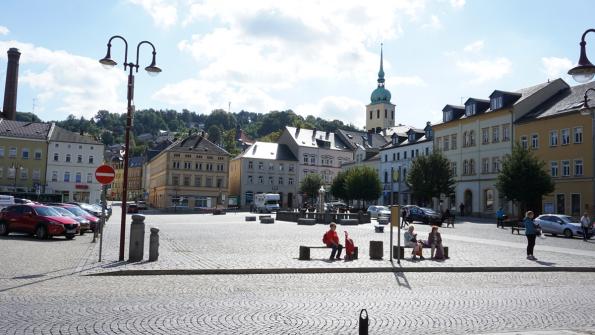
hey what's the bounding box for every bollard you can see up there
[128,214,145,262]
[359,309,369,335]
[149,227,160,261]
[369,240,383,260]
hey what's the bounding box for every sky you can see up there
[0,0,593,129]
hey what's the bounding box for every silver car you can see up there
[367,205,390,219]
[534,214,586,238]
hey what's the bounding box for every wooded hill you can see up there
[15,109,359,156]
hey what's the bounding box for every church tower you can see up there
[366,44,395,132]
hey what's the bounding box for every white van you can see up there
[0,195,15,210]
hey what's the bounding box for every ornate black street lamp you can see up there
[99,36,161,261]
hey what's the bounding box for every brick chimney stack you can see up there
[2,48,21,120]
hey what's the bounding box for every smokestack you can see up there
[2,48,21,120]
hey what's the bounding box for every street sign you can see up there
[95,165,116,185]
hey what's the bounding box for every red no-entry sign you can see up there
[95,165,116,185]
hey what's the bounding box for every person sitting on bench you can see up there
[322,223,343,261]
[427,226,445,260]
[404,225,424,260]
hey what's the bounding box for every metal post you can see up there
[591,112,595,217]
[99,185,107,262]
[119,68,134,261]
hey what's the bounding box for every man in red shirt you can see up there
[322,223,343,261]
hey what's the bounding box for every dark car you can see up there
[136,201,148,210]
[127,203,139,214]
[403,205,442,225]
[47,203,100,232]
[0,204,80,239]
[51,206,91,235]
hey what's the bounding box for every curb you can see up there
[86,266,595,276]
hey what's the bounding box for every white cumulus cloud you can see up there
[422,15,442,30]
[295,96,365,128]
[450,0,465,8]
[541,56,573,79]
[0,26,9,35]
[463,40,484,53]
[456,58,512,83]
[127,0,178,28]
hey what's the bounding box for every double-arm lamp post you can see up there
[568,29,595,217]
[99,36,161,261]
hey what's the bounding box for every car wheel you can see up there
[65,234,75,240]
[563,229,573,238]
[0,221,8,236]
[36,225,47,240]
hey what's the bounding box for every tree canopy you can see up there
[496,144,554,214]
[407,151,455,205]
[330,166,382,204]
[300,174,324,202]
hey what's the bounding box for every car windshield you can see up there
[561,215,580,223]
[80,203,97,212]
[64,206,88,216]
[377,206,389,211]
[34,206,60,216]
[51,207,76,217]
[421,208,437,214]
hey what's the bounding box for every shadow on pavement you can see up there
[534,260,557,267]
[390,260,411,289]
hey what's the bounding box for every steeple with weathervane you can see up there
[366,43,395,132]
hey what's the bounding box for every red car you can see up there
[0,204,80,240]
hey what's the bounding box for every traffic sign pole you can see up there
[94,165,115,260]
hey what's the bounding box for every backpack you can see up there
[322,231,331,245]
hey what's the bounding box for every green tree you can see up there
[345,166,382,204]
[207,125,222,145]
[407,151,455,205]
[497,144,554,215]
[205,109,237,130]
[300,173,324,204]
[16,112,42,122]
[330,170,350,202]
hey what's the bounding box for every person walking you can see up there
[459,203,465,217]
[401,207,409,228]
[496,207,505,228]
[322,223,343,261]
[580,212,591,241]
[523,211,538,260]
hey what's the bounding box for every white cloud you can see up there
[422,15,442,30]
[456,58,512,83]
[450,0,465,8]
[127,0,178,28]
[0,40,126,119]
[295,96,365,127]
[393,75,427,86]
[541,57,573,79]
[463,40,484,53]
[0,26,9,35]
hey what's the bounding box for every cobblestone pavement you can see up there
[1,272,595,334]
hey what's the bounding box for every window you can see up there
[490,96,503,110]
[54,153,59,161]
[443,137,449,151]
[377,110,380,118]
[34,150,41,160]
[451,134,457,149]
[425,147,429,155]
[66,154,71,162]
[369,111,372,120]
[195,175,203,187]
[561,128,570,145]
[549,130,558,146]
[172,175,179,186]
[463,131,468,147]
[258,162,263,170]
[279,177,284,185]
[206,177,213,187]
[392,153,395,161]
[502,124,510,141]
[492,157,500,173]
[492,126,500,143]
[531,134,539,149]
[482,128,489,144]
[248,161,253,169]
[520,136,528,149]
[75,172,82,183]
[463,160,469,175]
[436,138,442,151]
[469,131,475,146]
[9,147,16,158]
[279,163,284,171]
[482,158,490,174]
[30,170,38,181]
[20,168,27,180]
[172,161,180,169]
[22,148,29,160]
[385,109,387,118]
[258,176,264,184]
[404,151,407,159]
[465,104,476,116]
[87,173,93,183]
[7,167,15,179]
[562,160,570,176]
[485,189,494,211]
[288,164,294,172]
[551,161,558,177]
[52,171,58,182]
[184,175,191,186]
[89,156,94,164]
[184,162,191,169]
[216,178,223,188]
[443,110,453,122]
[76,155,81,163]
[451,162,457,176]
[574,127,583,144]
[469,159,476,175]
[310,156,315,164]
[268,163,274,171]
[268,176,274,184]
[64,171,70,182]
[289,178,294,185]
[575,160,584,176]
[0,146,4,157]
[397,152,400,160]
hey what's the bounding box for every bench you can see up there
[339,218,358,226]
[445,216,455,228]
[259,215,271,219]
[212,209,226,215]
[374,225,385,233]
[511,224,525,235]
[297,218,316,225]
[393,245,449,259]
[260,217,275,224]
[245,216,256,221]
[299,246,358,260]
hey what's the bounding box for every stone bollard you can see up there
[369,240,383,260]
[149,227,160,262]
[128,214,145,262]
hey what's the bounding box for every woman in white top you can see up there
[404,225,424,260]
[580,212,591,241]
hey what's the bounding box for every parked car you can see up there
[0,204,80,239]
[403,205,442,225]
[136,201,148,210]
[127,203,139,214]
[48,203,100,232]
[534,214,586,238]
[0,195,15,210]
[50,206,90,235]
[68,202,104,218]
[367,205,391,219]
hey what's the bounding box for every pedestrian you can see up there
[401,207,409,228]
[523,210,539,260]
[496,207,505,228]
[322,223,343,261]
[427,226,445,260]
[441,208,451,224]
[459,203,465,217]
[581,212,591,241]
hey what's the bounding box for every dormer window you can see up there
[425,129,433,140]
[392,137,397,145]
[408,134,415,142]
[490,96,503,110]
[465,104,476,116]
[443,110,453,122]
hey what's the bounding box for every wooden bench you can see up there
[511,224,525,235]
[393,245,449,259]
[245,216,256,221]
[374,225,385,233]
[260,217,275,224]
[299,246,358,260]
[297,218,316,225]
[445,216,455,228]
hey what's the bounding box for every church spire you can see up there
[377,43,385,86]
